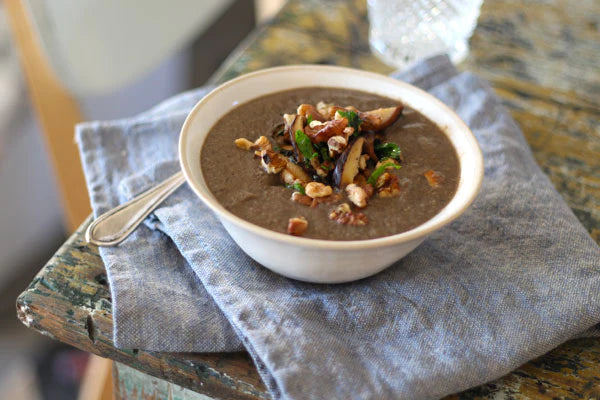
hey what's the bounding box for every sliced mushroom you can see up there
[362,132,378,161]
[360,105,403,131]
[285,114,306,163]
[327,135,347,158]
[332,136,365,188]
[271,122,288,145]
[260,150,287,174]
[283,161,311,184]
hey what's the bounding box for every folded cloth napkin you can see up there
[76,55,600,399]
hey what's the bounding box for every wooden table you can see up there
[17,0,600,398]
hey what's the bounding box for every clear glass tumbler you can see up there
[367,0,483,69]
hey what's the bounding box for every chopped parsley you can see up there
[295,129,318,160]
[314,142,330,162]
[367,161,401,186]
[375,142,402,161]
[307,114,314,125]
[286,182,305,194]
[335,110,363,132]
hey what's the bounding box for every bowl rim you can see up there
[179,64,483,250]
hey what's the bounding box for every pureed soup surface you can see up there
[200,87,459,240]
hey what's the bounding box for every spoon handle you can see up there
[85,171,186,246]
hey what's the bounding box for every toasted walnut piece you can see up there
[261,150,287,174]
[363,183,375,198]
[305,119,348,143]
[305,182,333,198]
[310,192,343,208]
[328,203,368,226]
[287,217,308,236]
[309,158,328,178]
[309,120,325,128]
[375,158,400,171]
[252,136,272,151]
[291,191,313,206]
[327,135,347,158]
[329,203,351,218]
[359,154,370,171]
[235,138,254,150]
[316,101,334,118]
[424,169,445,187]
[345,184,368,208]
[375,172,392,188]
[376,172,401,198]
[281,169,297,185]
[342,126,355,139]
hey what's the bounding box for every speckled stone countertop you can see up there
[17,0,600,398]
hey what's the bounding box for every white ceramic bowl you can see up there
[179,65,483,283]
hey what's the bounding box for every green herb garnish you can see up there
[295,129,318,160]
[367,161,401,186]
[336,110,363,132]
[314,142,330,162]
[375,142,402,161]
[286,182,305,195]
[307,114,314,125]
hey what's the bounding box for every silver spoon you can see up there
[85,171,185,246]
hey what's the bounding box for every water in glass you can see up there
[368,0,483,69]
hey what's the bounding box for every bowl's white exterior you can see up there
[179,65,483,283]
[220,218,425,283]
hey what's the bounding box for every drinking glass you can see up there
[367,0,483,69]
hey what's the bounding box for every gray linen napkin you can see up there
[76,56,600,399]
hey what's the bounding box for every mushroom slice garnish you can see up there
[333,136,365,188]
[359,105,403,131]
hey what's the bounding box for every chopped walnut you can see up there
[305,182,333,198]
[424,169,444,187]
[310,158,328,178]
[252,136,272,151]
[291,191,313,206]
[342,126,355,140]
[316,101,335,119]
[287,217,308,236]
[327,135,347,158]
[353,174,374,198]
[376,172,401,198]
[328,203,368,226]
[309,120,325,129]
[304,119,347,143]
[375,158,400,171]
[234,138,254,150]
[310,192,343,208]
[345,184,368,208]
[261,150,287,174]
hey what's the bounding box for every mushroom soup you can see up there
[200,87,459,240]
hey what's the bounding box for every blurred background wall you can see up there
[0,0,284,398]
